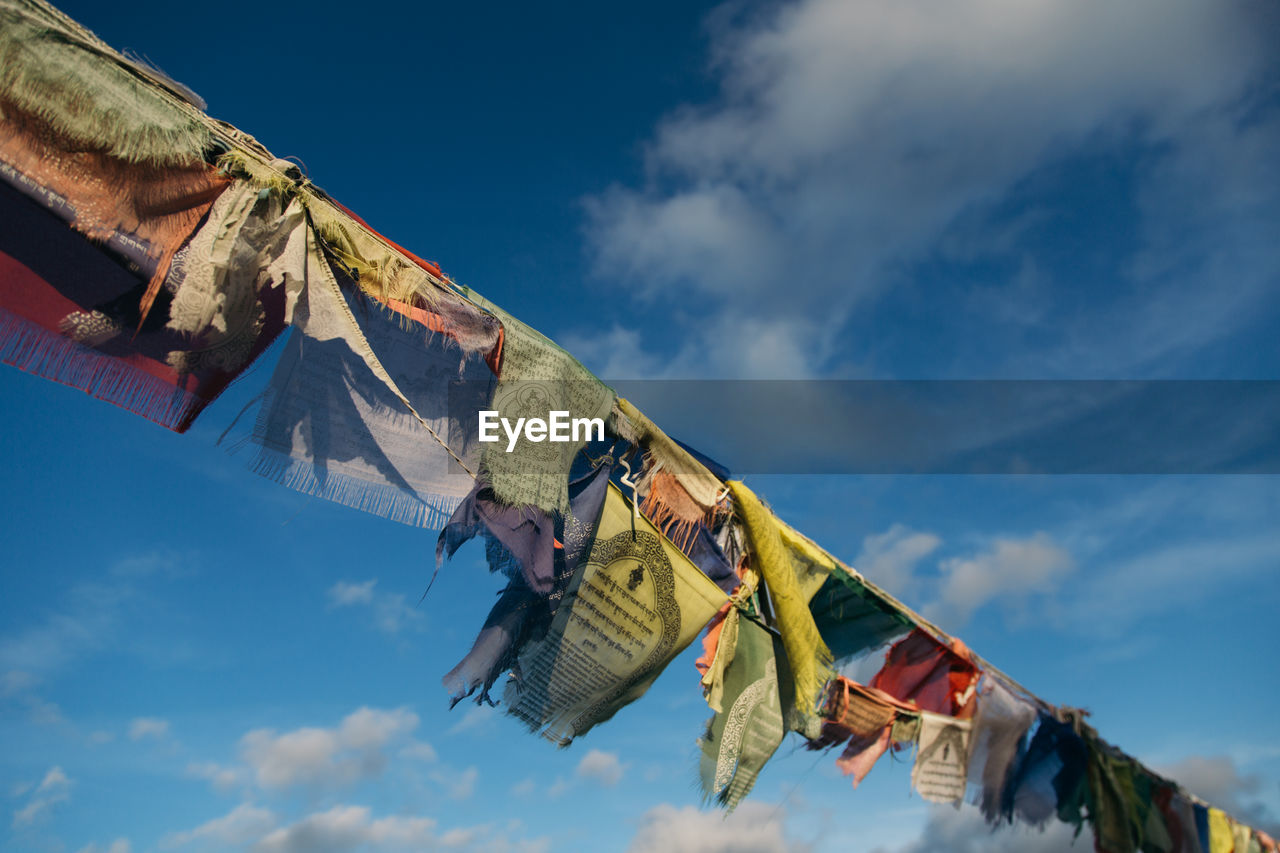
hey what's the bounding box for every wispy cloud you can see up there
[627,802,799,853]
[326,579,424,635]
[583,0,1280,379]
[12,766,72,828]
[128,716,171,742]
[163,802,548,853]
[575,750,626,787]
[238,706,419,790]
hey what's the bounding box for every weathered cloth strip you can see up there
[727,481,835,736]
[967,677,1037,823]
[241,212,497,527]
[812,676,918,788]
[615,397,724,514]
[871,628,980,718]
[1208,808,1233,853]
[504,483,727,744]
[1087,738,1145,853]
[912,712,972,804]
[0,0,212,166]
[812,677,897,756]
[440,457,614,706]
[698,614,788,810]
[463,287,614,515]
[0,172,281,430]
[809,565,912,663]
[1154,786,1205,853]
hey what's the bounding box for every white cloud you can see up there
[252,805,547,853]
[855,525,942,599]
[12,765,72,828]
[1158,755,1280,837]
[162,802,277,848]
[186,761,242,793]
[446,703,497,737]
[239,706,419,790]
[327,580,423,635]
[849,526,1072,629]
[75,840,132,853]
[398,740,437,763]
[872,805,1079,853]
[584,0,1280,379]
[575,749,625,787]
[430,766,478,801]
[327,580,376,607]
[129,716,171,741]
[627,802,801,853]
[927,534,1074,628]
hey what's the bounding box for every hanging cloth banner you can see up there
[463,287,615,516]
[0,169,297,432]
[698,614,789,810]
[812,676,918,788]
[912,712,973,804]
[440,457,615,706]
[613,397,726,541]
[726,481,835,736]
[808,566,912,663]
[871,627,981,718]
[239,212,498,528]
[966,677,1037,823]
[504,482,727,745]
[0,0,227,338]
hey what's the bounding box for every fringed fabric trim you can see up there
[0,306,199,429]
[0,0,212,166]
[246,444,462,530]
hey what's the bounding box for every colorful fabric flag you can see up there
[504,482,727,744]
[239,213,498,528]
[808,566,912,663]
[870,627,980,718]
[440,457,615,706]
[698,614,788,810]
[967,677,1037,823]
[463,287,615,515]
[912,712,972,804]
[727,481,835,736]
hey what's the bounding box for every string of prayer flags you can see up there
[504,483,727,744]
[3,3,1277,847]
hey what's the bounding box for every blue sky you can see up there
[2,1,1279,851]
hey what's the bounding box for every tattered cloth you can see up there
[870,627,981,718]
[913,712,973,804]
[504,482,727,745]
[238,211,500,529]
[439,456,614,706]
[808,675,918,789]
[464,287,614,516]
[726,481,836,736]
[966,677,1037,823]
[698,614,789,810]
